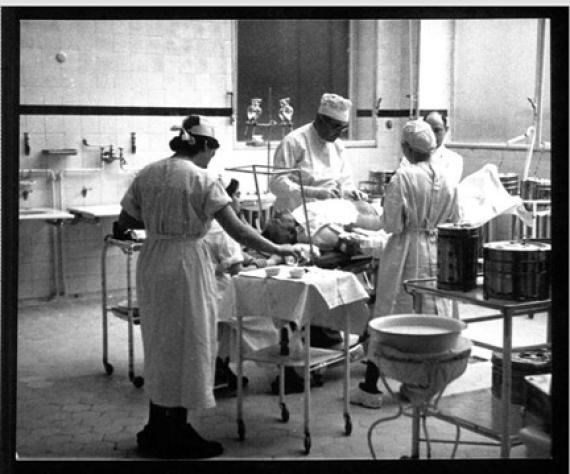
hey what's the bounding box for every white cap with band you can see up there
[318,93,352,122]
[171,116,216,141]
[402,119,436,154]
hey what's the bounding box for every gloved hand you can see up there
[342,188,368,201]
[303,185,341,200]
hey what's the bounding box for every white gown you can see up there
[373,161,460,318]
[269,122,356,212]
[120,157,231,410]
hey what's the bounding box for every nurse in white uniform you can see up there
[118,115,299,459]
[400,110,464,187]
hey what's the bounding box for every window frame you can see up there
[230,19,379,150]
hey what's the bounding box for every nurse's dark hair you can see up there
[225,178,239,197]
[169,115,220,154]
[422,110,448,128]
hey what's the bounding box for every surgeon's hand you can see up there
[343,188,368,201]
[273,243,303,261]
[305,185,341,200]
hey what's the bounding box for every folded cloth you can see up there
[458,164,533,227]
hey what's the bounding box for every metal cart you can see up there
[403,276,551,458]
[222,268,370,454]
[101,235,144,388]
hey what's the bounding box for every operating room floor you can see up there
[15,293,550,460]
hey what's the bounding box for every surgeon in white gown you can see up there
[118,115,299,459]
[350,119,460,409]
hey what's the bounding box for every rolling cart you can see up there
[101,235,144,388]
[220,266,370,454]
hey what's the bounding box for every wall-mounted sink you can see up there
[67,204,122,220]
[19,207,75,221]
[20,209,49,215]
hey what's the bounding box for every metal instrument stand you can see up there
[403,277,551,458]
[101,235,144,388]
[367,338,473,459]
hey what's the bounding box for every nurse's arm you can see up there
[214,205,298,258]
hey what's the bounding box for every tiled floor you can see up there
[15,293,550,460]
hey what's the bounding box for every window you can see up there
[236,19,377,144]
[451,19,551,146]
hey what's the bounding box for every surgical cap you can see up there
[402,119,436,154]
[318,93,352,122]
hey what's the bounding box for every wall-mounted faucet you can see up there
[100,145,127,169]
[81,186,93,198]
[24,132,31,155]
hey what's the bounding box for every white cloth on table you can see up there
[120,157,231,411]
[269,122,356,212]
[219,266,370,335]
[203,221,279,360]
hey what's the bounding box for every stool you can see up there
[366,336,472,459]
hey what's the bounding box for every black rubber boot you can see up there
[136,401,161,453]
[136,402,223,459]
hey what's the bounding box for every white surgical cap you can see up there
[402,119,436,154]
[318,93,352,122]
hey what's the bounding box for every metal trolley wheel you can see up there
[344,413,352,435]
[103,362,114,375]
[304,433,311,454]
[237,419,246,441]
[280,403,290,423]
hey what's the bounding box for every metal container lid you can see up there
[483,240,551,252]
[438,223,480,232]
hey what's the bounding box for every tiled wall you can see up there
[17,19,550,302]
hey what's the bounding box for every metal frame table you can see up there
[220,266,370,454]
[101,235,144,388]
[403,276,551,458]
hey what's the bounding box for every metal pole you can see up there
[523,19,546,181]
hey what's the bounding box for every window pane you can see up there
[452,20,540,144]
[237,20,349,142]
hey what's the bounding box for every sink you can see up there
[20,209,48,215]
[19,207,75,221]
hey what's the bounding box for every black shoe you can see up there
[136,425,154,453]
[137,424,223,459]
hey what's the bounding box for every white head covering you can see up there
[401,119,436,154]
[318,93,352,122]
[171,116,216,142]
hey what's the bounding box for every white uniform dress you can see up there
[120,157,231,411]
[269,122,356,212]
[373,161,460,318]
[203,221,279,359]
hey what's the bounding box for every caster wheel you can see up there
[280,403,289,423]
[344,414,352,435]
[237,419,245,441]
[103,362,113,375]
[304,434,311,454]
[133,376,144,388]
